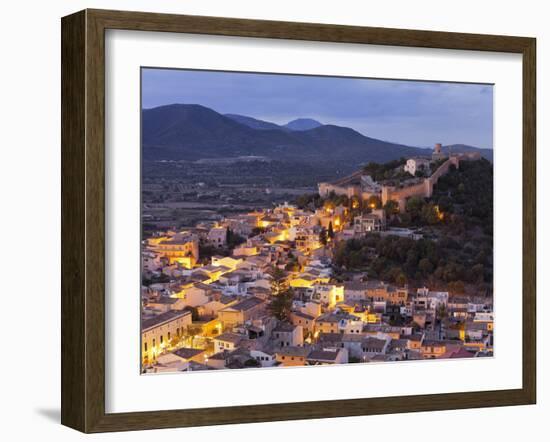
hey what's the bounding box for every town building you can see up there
[307,347,349,365]
[141,310,192,364]
[213,332,245,353]
[272,322,304,347]
[218,296,266,327]
[207,226,228,248]
[275,346,310,367]
[353,210,386,234]
[404,157,431,176]
[148,232,199,268]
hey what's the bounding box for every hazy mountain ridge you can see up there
[224,113,286,131]
[142,104,492,164]
[284,118,323,131]
[224,114,323,132]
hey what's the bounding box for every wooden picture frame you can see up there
[61,8,536,433]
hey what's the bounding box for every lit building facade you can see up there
[142,310,192,365]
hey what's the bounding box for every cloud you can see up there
[141,68,493,149]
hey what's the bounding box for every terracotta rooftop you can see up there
[141,310,191,332]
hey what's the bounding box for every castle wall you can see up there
[320,155,463,212]
[319,182,361,198]
[382,156,460,212]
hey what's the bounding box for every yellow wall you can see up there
[276,354,306,366]
[142,314,192,365]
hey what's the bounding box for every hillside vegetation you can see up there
[334,159,493,296]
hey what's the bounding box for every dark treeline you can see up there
[362,158,407,181]
[334,234,491,294]
[430,158,494,236]
[334,159,493,295]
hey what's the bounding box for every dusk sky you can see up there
[142,68,493,150]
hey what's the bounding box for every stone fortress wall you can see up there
[318,171,364,199]
[381,156,460,212]
[319,148,481,213]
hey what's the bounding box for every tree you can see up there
[448,280,465,294]
[418,257,434,275]
[436,303,448,323]
[268,289,294,321]
[295,193,321,209]
[471,263,485,284]
[185,306,200,321]
[406,196,425,219]
[398,212,412,225]
[170,335,181,348]
[437,195,453,213]
[269,267,288,296]
[415,164,427,177]
[199,242,222,262]
[186,326,203,346]
[226,229,246,248]
[421,203,440,225]
[363,158,407,181]
[475,250,488,265]
[319,227,328,246]
[383,199,399,216]
[349,250,363,269]
[250,227,267,236]
[396,272,408,286]
[327,221,335,240]
[244,358,261,368]
[285,258,300,272]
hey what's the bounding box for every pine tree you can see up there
[319,227,328,246]
[269,267,288,296]
[328,221,335,240]
[268,288,294,321]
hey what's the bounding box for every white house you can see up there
[174,283,211,307]
[343,281,369,302]
[353,210,386,234]
[312,283,344,307]
[145,296,186,313]
[306,347,349,365]
[207,226,228,248]
[404,158,431,176]
[250,348,277,367]
[338,317,364,334]
[213,332,244,354]
[415,287,449,311]
[149,353,190,373]
[272,322,304,347]
[361,336,391,360]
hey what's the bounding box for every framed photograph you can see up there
[61,9,536,433]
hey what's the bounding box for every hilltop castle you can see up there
[318,143,481,212]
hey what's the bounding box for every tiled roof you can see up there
[214,332,244,344]
[223,296,264,312]
[141,310,191,332]
[172,348,205,360]
[307,349,341,362]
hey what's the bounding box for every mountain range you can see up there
[142,103,493,165]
